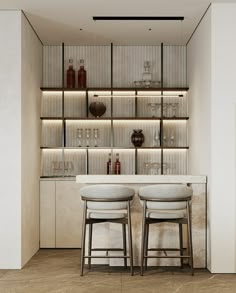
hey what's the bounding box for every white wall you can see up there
[210,3,236,273]
[187,3,212,270]
[0,10,42,269]
[0,11,22,268]
[188,3,236,273]
[21,14,42,267]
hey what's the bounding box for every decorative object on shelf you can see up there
[66,59,75,88]
[76,128,83,147]
[148,102,160,117]
[143,162,161,175]
[78,59,87,88]
[153,130,160,147]
[85,128,91,147]
[93,128,99,147]
[89,102,106,117]
[131,129,145,147]
[169,129,175,146]
[107,153,112,174]
[142,61,152,87]
[133,60,161,88]
[114,153,121,174]
[64,161,74,176]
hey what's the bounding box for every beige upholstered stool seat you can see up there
[80,184,135,276]
[139,184,194,275]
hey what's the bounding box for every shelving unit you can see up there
[41,44,189,177]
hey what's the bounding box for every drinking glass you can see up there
[162,163,169,175]
[143,162,151,174]
[76,128,83,147]
[93,128,99,147]
[163,134,167,146]
[171,103,178,117]
[85,128,91,147]
[152,162,161,174]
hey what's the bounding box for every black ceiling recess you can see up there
[93,16,184,21]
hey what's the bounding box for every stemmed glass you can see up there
[153,130,160,147]
[93,128,99,147]
[148,103,159,117]
[76,128,83,147]
[143,162,151,174]
[170,130,175,146]
[163,134,167,146]
[171,103,178,117]
[85,128,91,147]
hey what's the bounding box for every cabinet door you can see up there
[56,181,83,248]
[40,181,56,248]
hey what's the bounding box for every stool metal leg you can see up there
[187,201,194,276]
[140,200,147,276]
[144,223,149,269]
[88,223,93,269]
[127,201,133,276]
[179,223,183,268]
[122,223,127,268]
[80,201,87,276]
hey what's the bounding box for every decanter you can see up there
[142,61,152,87]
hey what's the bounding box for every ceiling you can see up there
[0,0,233,45]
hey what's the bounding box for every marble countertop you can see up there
[76,175,207,184]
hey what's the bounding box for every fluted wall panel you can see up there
[163,46,187,87]
[41,92,62,117]
[64,92,86,117]
[163,150,187,175]
[43,46,62,87]
[41,120,63,147]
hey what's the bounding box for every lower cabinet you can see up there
[40,180,83,248]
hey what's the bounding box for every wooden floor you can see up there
[0,249,235,293]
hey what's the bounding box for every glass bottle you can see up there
[78,59,87,88]
[107,153,112,175]
[114,153,121,175]
[142,61,152,88]
[66,59,75,88]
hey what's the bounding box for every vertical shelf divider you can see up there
[62,42,65,177]
[160,42,164,175]
[110,43,114,168]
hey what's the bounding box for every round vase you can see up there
[131,129,145,147]
[89,102,106,117]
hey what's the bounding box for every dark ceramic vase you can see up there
[131,129,145,147]
[89,102,106,117]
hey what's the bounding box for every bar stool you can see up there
[80,184,135,276]
[139,184,194,275]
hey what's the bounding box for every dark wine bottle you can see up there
[107,153,112,175]
[66,59,75,88]
[78,59,86,88]
[114,153,121,175]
